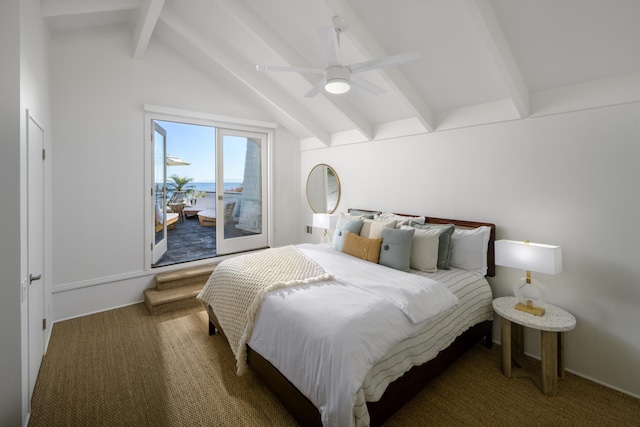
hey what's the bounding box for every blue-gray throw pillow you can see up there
[379,227,415,272]
[411,221,455,270]
[332,218,364,251]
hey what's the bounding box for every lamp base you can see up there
[515,300,545,316]
[513,276,547,316]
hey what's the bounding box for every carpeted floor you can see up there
[29,304,640,426]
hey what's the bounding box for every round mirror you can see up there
[306,164,341,214]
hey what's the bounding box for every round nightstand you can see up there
[492,296,576,396]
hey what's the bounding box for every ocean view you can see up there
[190,182,243,192]
[165,182,243,200]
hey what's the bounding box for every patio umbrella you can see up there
[166,155,191,166]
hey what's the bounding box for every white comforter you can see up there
[247,244,458,427]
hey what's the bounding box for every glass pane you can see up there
[154,128,166,245]
[223,135,261,239]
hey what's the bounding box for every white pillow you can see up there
[360,219,395,239]
[402,226,440,273]
[339,212,362,220]
[375,212,426,228]
[449,226,491,276]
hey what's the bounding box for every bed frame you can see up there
[207,213,496,426]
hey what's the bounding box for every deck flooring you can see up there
[153,215,255,268]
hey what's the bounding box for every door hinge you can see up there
[42,318,46,330]
[42,149,46,161]
[151,243,153,251]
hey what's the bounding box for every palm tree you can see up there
[167,175,195,193]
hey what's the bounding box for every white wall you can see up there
[0,0,51,424]
[300,102,640,398]
[49,25,300,320]
[20,1,53,423]
[0,1,24,424]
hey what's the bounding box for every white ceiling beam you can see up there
[132,0,164,59]
[41,0,140,18]
[324,0,436,133]
[462,0,530,118]
[215,0,374,141]
[159,8,331,146]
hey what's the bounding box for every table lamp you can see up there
[313,213,339,243]
[495,239,562,316]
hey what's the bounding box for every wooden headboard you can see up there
[348,209,496,277]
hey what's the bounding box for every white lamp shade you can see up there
[495,240,562,275]
[312,213,338,230]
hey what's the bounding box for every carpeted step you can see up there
[155,264,216,291]
[144,283,204,315]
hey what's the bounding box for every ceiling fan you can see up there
[256,16,420,97]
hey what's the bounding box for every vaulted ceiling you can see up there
[42,0,640,148]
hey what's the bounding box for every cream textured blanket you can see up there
[197,245,333,375]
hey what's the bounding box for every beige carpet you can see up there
[29,303,639,426]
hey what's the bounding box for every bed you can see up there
[199,211,496,427]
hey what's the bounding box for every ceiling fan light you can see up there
[324,66,350,94]
[325,79,350,94]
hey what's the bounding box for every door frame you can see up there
[143,105,276,269]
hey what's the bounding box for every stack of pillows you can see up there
[332,210,491,276]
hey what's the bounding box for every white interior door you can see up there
[27,111,45,407]
[152,121,168,263]
[215,129,268,255]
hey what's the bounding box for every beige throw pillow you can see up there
[360,219,395,239]
[401,225,440,272]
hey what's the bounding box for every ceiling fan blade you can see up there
[304,79,326,98]
[256,65,324,74]
[349,52,420,74]
[350,75,386,96]
[316,26,341,66]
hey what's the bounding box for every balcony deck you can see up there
[153,215,255,268]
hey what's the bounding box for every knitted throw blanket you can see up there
[197,245,333,375]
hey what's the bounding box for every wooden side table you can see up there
[492,296,576,396]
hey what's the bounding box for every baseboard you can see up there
[491,338,640,400]
[53,273,154,321]
[563,368,640,400]
[53,299,145,323]
[52,258,226,321]
[53,270,151,293]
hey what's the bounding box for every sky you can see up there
[156,120,247,182]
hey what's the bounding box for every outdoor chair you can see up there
[197,201,236,227]
[155,204,179,232]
